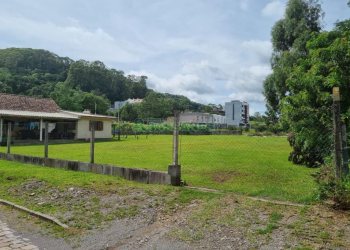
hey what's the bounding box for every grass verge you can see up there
[0,159,219,236]
[0,135,317,203]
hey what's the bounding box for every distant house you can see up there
[110,98,143,112]
[212,114,227,125]
[61,110,116,140]
[177,112,226,126]
[0,93,116,144]
[180,112,212,124]
[224,100,249,127]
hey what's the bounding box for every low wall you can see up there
[0,152,171,185]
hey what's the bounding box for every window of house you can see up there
[89,121,104,131]
[232,104,235,120]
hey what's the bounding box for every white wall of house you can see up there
[180,112,213,124]
[76,119,113,139]
[212,114,226,124]
[179,112,227,125]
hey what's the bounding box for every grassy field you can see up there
[0,135,317,203]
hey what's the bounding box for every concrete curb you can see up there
[246,197,306,207]
[0,199,69,229]
[184,186,307,207]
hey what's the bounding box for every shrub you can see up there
[315,164,350,210]
[115,122,211,135]
[288,132,327,168]
[180,124,210,135]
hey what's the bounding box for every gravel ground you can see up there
[0,202,196,250]
[1,184,350,250]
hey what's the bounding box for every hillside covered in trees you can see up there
[0,48,208,116]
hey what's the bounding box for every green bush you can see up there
[315,164,350,210]
[114,122,211,135]
[180,124,210,135]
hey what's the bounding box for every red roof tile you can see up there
[0,93,60,113]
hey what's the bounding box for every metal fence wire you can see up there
[0,109,347,179]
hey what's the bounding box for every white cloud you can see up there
[128,59,270,112]
[229,91,265,103]
[0,14,147,63]
[239,0,250,11]
[226,65,271,92]
[128,60,221,98]
[261,0,285,19]
[241,40,272,63]
[0,0,279,113]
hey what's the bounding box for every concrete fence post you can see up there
[90,121,95,164]
[173,110,180,166]
[44,121,49,158]
[333,87,343,179]
[168,110,181,186]
[7,122,11,154]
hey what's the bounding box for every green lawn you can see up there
[0,135,317,203]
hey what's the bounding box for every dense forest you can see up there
[0,48,209,116]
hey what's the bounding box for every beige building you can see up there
[62,111,115,140]
[0,93,116,144]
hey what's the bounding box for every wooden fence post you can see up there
[333,87,343,179]
[90,121,95,164]
[44,121,49,158]
[6,122,11,154]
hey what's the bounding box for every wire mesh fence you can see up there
[0,111,346,184]
[0,121,90,162]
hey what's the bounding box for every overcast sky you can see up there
[0,0,348,113]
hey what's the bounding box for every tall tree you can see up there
[283,19,350,166]
[264,0,350,167]
[263,0,323,125]
[127,75,149,99]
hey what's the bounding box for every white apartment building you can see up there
[224,100,249,127]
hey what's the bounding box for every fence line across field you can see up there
[0,89,349,184]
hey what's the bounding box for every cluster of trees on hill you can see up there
[119,91,207,121]
[0,48,208,116]
[263,0,350,167]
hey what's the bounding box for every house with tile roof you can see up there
[0,93,116,144]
